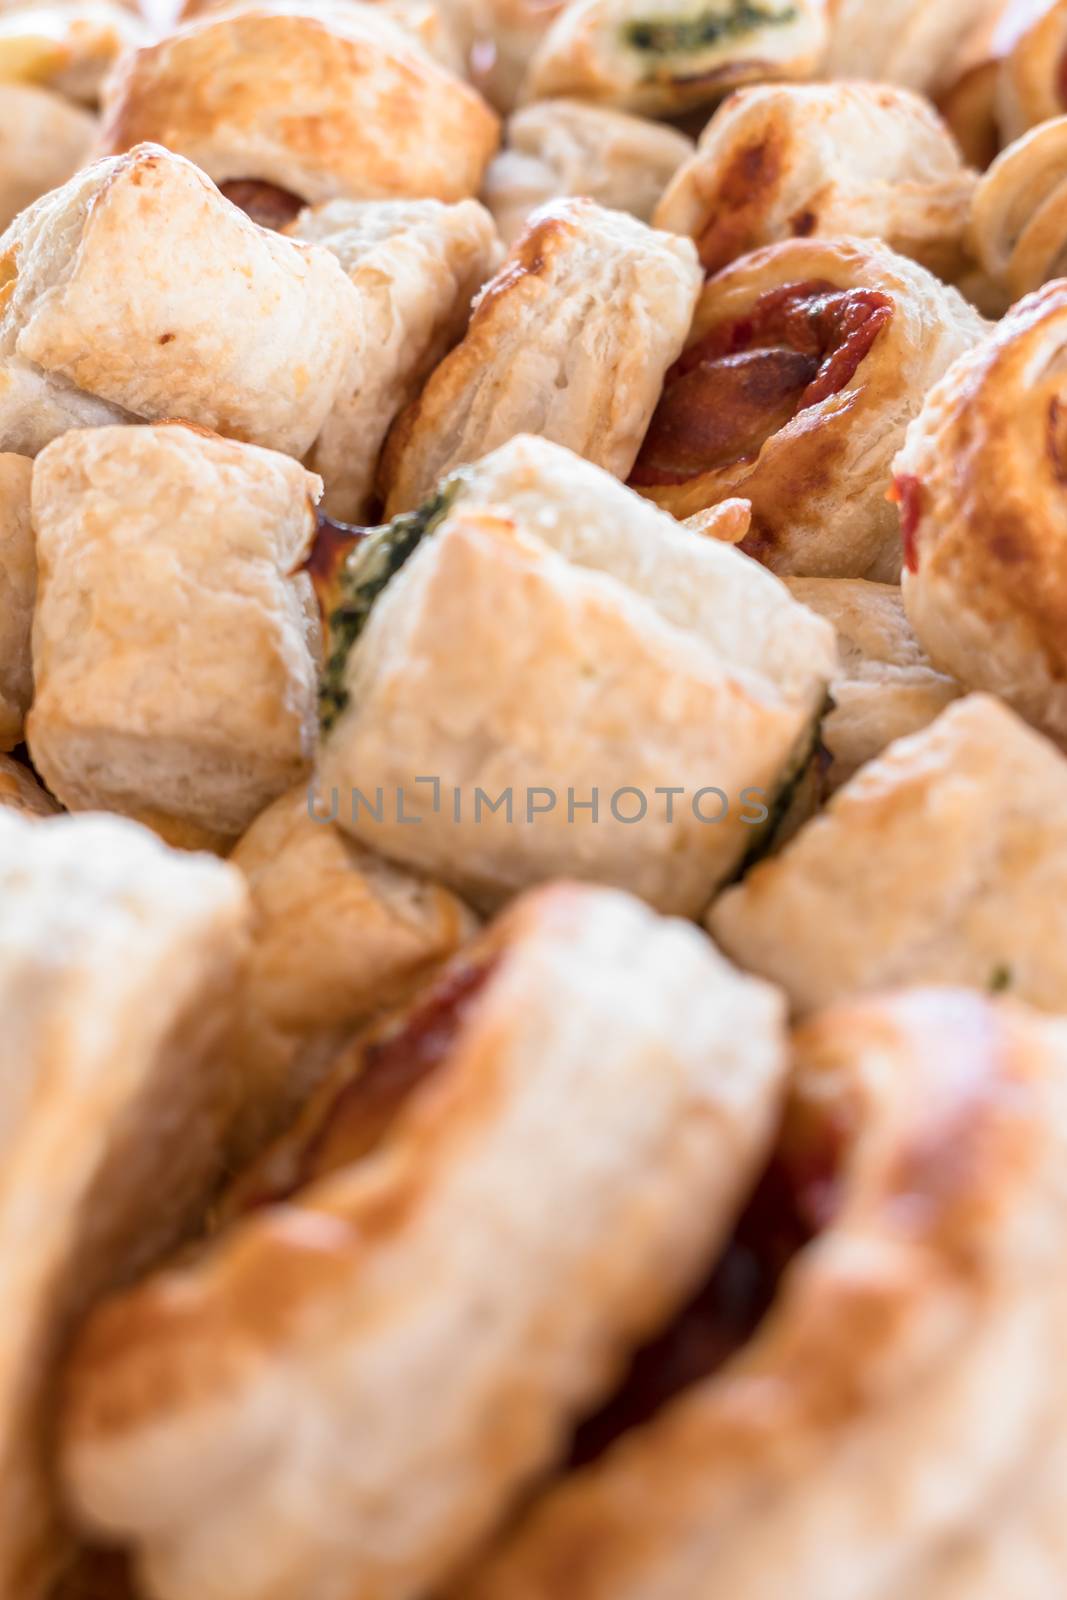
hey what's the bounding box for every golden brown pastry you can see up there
[968,115,1067,300]
[483,98,693,247]
[933,0,1049,169]
[630,236,988,580]
[27,424,322,850]
[0,143,361,460]
[317,435,836,917]
[997,0,1067,144]
[379,198,701,515]
[653,82,977,280]
[709,694,1067,1013]
[521,0,827,118]
[0,83,94,232]
[457,985,1067,1600]
[0,450,33,748]
[226,783,477,1156]
[0,0,146,106]
[286,196,499,520]
[894,282,1067,744]
[0,806,249,1599]
[784,577,961,788]
[61,882,788,1600]
[824,0,1001,96]
[0,748,57,813]
[96,2,500,217]
[450,0,567,111]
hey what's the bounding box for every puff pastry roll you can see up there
[459,985,1067,1600]
[710,694,1067,1013]
[653,82,977,280]
[997,0,1067,144]
[0,748,57,814]
[0,0,146,106]
[630,236,988,580]
[0,450,33,749]
[0,143,361,461]
[97,2,500,219]
[227,783,477,1156]
[0,807,249,1598]
[317,435,836,916]
[483,99,693,247]
[286,196,499,521]
[521,0,826,118]
[0,83,94,232]
[380,199,701,515]
[61,883,787,1600]
[784,577,961,789]
[968,116,1067,300]
[824,0,999,96]
[27,424,322,850]
[894,283,1067,744]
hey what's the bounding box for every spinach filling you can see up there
[624,0,797,56]
[730,689,833,882]
[318,482,460,734]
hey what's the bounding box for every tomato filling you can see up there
[219,179,305,231]
[630,280,893,488]
[890,474,923,575]
[569,1098,847,1466]
[234,959,496,1212]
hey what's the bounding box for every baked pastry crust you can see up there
[483,99,693,247]
[287,196,499,520]
[97,2,500,207]
[61,882,787,1600]
[521,0,827,117]
[458,985,1067,1600]
[0,749,57,814]
[653,82,977,280]
[631,236,988,580]
[997,0,1067,144]
[379,199,701,515]
[0,0,146,106]
[0,449,32,748]
[0,83,94,233]
[0,143,361,460]
[27,424,323,849]
[226,782,477,1156]
[895,281,1067,744]
[968,116,1067,300]
[320,435,836,916]
[709,693,1067,1013]
[784,577,961,789]
[0,808,249,1599]
[824,0,1000,95]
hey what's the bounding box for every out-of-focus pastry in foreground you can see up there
[521,0,827,117]
[895,282,1067,746]
[0,143,361,461]
[95,1,500,224]
[226,783,477,1158]
[379,198,701,516]
[458,985,1067,1600]
[783,577,961,789]
[0,449,33,749]
[27,424,322,851]
[61,882,788,1600]
[968,116,1067,300]
[0,83,94,233]
[629,235,987,580]
[316,435,836,916]
[654,81,977,280]
[483,98,692,246]
[710,694,1067,1013]
[285,196,499,521]
[0,808,249,1599]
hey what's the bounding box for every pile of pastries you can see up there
[6,0,1067,1595]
